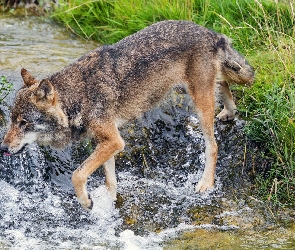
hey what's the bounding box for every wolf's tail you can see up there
[216,35,254,85]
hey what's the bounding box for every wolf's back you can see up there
[112,20,254,85]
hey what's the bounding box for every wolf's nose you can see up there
[0,145,11,156]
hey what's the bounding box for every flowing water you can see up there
[0,14,294,249]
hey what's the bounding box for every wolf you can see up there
[0,20,254,210]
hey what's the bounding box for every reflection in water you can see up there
[0,13,294,249]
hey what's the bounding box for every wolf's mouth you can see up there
[0,143,28,156]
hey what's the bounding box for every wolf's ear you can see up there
[21,68,38,87]
[35,79,55,104]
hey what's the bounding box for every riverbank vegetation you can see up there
[52,0,295,207]
[0,76,13,104]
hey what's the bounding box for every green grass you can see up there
[51,0,194,43]
[0,76,13,103]
[51,0,294,50]
[50,0,295,206]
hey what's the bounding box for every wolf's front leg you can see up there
[188,70,218,192]
[194,112,218,192]
[103,156,117,200]
[195,132,217,192]
[71,122,124,210]
[216,80,237,121]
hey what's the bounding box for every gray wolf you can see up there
[0,20,254,210]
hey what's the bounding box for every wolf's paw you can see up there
[79,194,93,211]
[106,185,117,201]
[195,179,214,193]
[217,108,236,121]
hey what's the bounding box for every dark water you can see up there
[0,14,294,250]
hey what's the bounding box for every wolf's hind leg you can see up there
[216,80,237,121]
[72,122,124,210]
[103,156,117,200]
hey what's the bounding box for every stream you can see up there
[0,14,294,249]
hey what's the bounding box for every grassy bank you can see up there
[51,0,295,206]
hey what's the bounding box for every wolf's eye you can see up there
[19,120,28,128]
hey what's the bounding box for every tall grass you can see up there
[245,41,295,205]
[51,0,194,43]
[51,0,295,206]
[251,83,295,205]
[52,0,294,50]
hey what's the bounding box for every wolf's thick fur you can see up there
[1,21,254,210]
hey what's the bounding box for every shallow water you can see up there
[0,13,294,250]
[0,14,97,75]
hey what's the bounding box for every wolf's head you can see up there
[0,68,71,155]
[217,36,254,85]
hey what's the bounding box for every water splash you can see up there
[0,112,226,249]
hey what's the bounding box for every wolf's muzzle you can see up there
[0,143,28,156]
[0,144,11,156]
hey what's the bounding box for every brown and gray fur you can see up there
[1,20,254,210]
